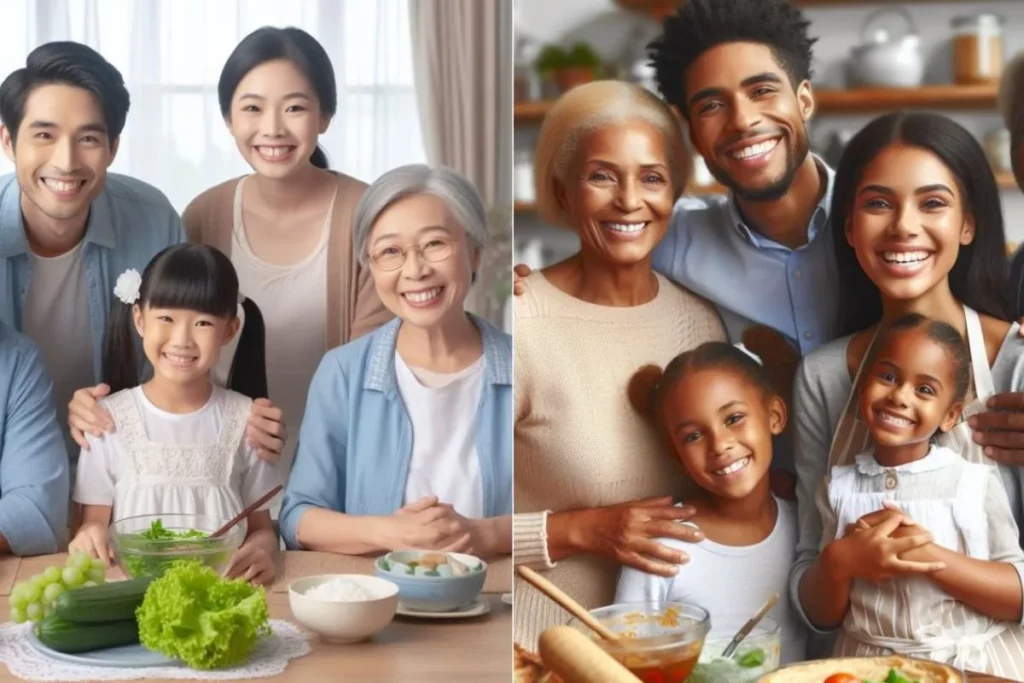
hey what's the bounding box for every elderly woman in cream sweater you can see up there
[514,80,726,647]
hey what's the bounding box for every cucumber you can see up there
[35,615,139,653]
[54,577,153,623]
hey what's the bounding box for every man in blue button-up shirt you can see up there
[0,321,69,555]
[0,42,184,447]
[0,42,286,470]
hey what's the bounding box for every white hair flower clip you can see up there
[113,269,142,305]
[734,342,763,366]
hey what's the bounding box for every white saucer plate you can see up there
[396,596,491,619]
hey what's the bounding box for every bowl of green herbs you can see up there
[110,514,245,579]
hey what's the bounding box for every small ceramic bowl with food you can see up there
[288,574,399,643]
[373,551,487,612]
[568,602,711,683]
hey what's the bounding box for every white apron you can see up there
[824,306,1024,677]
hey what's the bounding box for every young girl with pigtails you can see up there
[68,244,281,585]
[615,342,806,664]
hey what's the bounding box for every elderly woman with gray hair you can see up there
[514,80,725,647]
[278,164,512,558]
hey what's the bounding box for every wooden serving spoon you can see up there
[517,566,619,642]
[209,485,283,539]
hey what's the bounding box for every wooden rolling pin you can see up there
[539,626,641,683]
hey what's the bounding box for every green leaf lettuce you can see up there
[136,560,270,669]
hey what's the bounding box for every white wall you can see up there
[515,0,1024,267]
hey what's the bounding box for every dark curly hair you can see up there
[649,0,817,115]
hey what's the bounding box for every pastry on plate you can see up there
[758,655,961,683]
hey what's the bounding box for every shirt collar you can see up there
[854,444,957,476]
[727,154,835,248]
[364,313,511,396]
[0,179,116,258]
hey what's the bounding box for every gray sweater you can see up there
[789,324,1024,635]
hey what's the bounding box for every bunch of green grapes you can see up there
[9,553,108,624]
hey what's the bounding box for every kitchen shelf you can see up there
[515,85,999,123]
[815,84,998,112]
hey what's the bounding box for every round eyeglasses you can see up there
[368,237,457,271]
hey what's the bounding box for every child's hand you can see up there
[224,543,276,586]
[69,523,114,566]
[68,384,113,450]
[512,263,532,296]
[832,508,945,583]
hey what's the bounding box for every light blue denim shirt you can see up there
[0,322,69,554]
[652,158,837,355]
[0,173,186,382]
[279,314,513,549]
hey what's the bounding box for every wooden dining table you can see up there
[0,551,512,683]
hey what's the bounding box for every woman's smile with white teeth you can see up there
[601,222,647,234]
[882,250,931,264]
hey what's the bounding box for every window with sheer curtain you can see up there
[0,0,427,211]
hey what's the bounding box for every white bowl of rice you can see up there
[288,574,399,643]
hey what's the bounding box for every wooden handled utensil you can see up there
[209,485,283,539]
[517,566,619,642]
[720,592,778,659]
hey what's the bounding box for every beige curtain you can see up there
[409,0,513,327]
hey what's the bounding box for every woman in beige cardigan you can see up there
[186,27,391,485]
[514,80,726,648]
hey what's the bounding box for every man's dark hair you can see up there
[648,0,817,114]
[0,41,130,146]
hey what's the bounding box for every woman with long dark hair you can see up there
[183,27,391,486]
[791,112,1024,675]
[70,244,280,585]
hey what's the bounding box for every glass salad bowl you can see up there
[109,513,245,579]
[689,616,781,682]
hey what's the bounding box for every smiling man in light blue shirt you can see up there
[0,42,285,469]
[0,42,184,448]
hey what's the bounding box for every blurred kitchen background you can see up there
[513,0,1024,270]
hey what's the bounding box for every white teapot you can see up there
[848,7,925,88]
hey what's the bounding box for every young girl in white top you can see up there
[69,244,280,585]
[616,342,807,664]
[810,314,1024,676]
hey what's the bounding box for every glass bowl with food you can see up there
[689,617,781,683]
[568,602,710,683]
[110,513,245,578]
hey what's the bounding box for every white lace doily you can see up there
[0,619,311,681]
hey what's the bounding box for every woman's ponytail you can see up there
[309,145,329,170]
[227,297,268,400]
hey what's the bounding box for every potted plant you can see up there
[535,42,602,94]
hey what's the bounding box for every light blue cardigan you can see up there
[279,314,512,549]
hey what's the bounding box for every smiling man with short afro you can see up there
[648,0,817,115]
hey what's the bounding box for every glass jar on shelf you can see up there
[951,13,1005,85]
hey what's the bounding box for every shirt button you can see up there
[804,331,813,340]
[793,270,802,279]
[884,472,898,490]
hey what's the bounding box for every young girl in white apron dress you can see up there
[69,245,281,585]
[819,314,1024,677]
[616,342,807,664]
